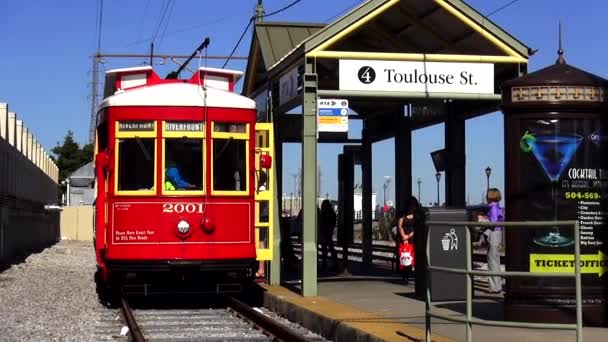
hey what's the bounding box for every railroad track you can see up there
[118,296,312,342]
[290,237,505,266]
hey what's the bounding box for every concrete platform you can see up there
[261,260,607,342]
[261,283,452,342]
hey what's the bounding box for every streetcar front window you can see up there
[164,139,203,192]
[213,139,246,191]
[117,138,155,191]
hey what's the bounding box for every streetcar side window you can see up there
[164,139,203,192]
[117,138,155,191]
[211,122,249,194]
[213,139,246,191]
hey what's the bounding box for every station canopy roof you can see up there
[244,0,531,129]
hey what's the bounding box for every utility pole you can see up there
[88,53,100,144]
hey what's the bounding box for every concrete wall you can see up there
[60,206,94,241]
[0,103,59,266]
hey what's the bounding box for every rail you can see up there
[290,237,502,267]
[120,298,146,342]
[424,220,582,342]
[119,295,308,341]
[224,295,310,342]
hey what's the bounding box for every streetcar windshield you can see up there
[117,138,155,191]
[164,138,204,191]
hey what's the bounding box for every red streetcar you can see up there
[93,64,275,305]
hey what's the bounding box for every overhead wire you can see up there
[222,18,254,68]
[95,0,104,52]
[324,0,359,22]
[157,0,176,52]
[136,0,151,45]
[262,0,302,18]
[486,0,521,17]
[124,16,230,47]
[151,0,172,44]
[222,0,304,68]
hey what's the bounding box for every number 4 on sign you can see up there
[360,67,373,83]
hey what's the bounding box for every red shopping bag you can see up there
[399,242,414,270]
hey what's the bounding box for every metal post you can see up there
[362,128,373,265]
[574,221,582,342]
[485,166,492,192]
[417,178,422,203]
[465,225,472,342]
[425,224,432,342]
[301,58,318,296]
[270,124,281,286]
[435,172,441,206]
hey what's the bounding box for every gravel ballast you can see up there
[0,240,104,341]
[0,240,331,341]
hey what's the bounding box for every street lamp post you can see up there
[485,166,492,191]
[417,178,422,203]
[435,172,441,206]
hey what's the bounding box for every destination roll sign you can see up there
[165,121,204,132]
[118,121,155,132]
[339,59,494,94]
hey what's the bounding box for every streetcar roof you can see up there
[99,82,256,110]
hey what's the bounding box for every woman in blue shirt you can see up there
[486,188,504,293]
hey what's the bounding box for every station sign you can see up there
[317,99,349,132]
[339,59,495,94]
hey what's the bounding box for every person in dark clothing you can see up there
[319,199,339,271]
[397,196,426,285]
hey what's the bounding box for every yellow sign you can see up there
[530,251,608,277]
[318,116,343,124]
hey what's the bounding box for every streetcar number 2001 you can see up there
[162,203,204,213]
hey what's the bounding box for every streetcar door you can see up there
[254,123,274,261]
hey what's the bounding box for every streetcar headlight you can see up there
[177,220,190,235]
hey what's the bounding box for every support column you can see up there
[301,58,318,296]
[270,132,282,285]
[361,127,373,266]
[338,150,355,268]
[394,114,412,214]
[444,104,466,207]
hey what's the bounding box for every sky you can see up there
[1,0,607,206]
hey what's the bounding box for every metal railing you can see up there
[425,220,582,342]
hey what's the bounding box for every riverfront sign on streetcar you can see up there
[317,98,349,132]
[339,59,495,94]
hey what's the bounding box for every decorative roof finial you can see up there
[557,20,566,64]
[255,0,265,23]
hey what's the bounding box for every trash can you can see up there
[428,208,468,301]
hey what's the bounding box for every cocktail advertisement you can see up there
[517,118,607,286]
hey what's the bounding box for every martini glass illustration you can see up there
[522,132,583,247]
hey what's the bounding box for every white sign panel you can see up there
[279,66,299,106]
[318,98,349,132]
[339,59,494,94]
